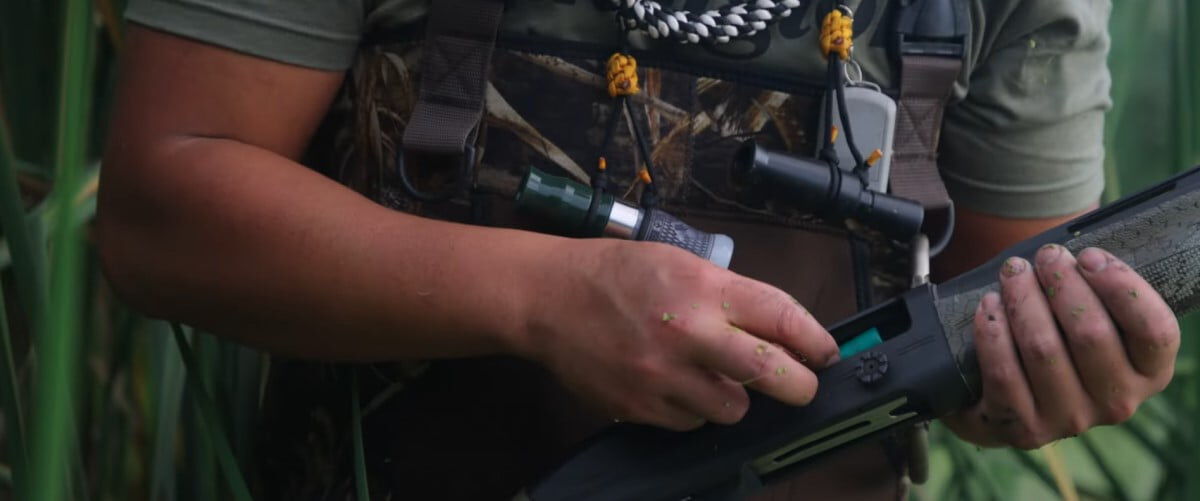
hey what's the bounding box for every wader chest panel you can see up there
[283,2,969,498]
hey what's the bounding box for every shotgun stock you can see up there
[521,166,1200,501]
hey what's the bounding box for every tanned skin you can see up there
[98,26,1179,446]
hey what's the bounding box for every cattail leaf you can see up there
[1078,433,1132,501]
[150,322,186,501]
[0,65,48,342]
[28,0,93,499]
[0,282,27,496]
[352,370,370,500]
[171,323,253,501]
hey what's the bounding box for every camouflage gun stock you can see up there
[521,165,1200,501]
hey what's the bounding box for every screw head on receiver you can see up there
[856,351,889,386]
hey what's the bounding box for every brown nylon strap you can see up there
[402,0,505,155]
[891,55,961,210]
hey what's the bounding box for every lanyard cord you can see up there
[833,57,867,175]
[593,52,661,213]
[819,3,880,183]
[609,0,803,44]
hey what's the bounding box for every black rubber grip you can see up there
[638,208,716,261]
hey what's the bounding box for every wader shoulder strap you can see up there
[887,0,968,487]
[402,0,505,156]
[889,0,968,211]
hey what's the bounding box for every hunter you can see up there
[98,0,1179,499]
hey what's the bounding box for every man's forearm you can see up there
[98,136,562,360]
[932,204,1096,279]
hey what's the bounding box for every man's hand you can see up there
[522,239,840,431]
[945,245,1180,448]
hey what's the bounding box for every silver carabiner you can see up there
[844,59,882,93]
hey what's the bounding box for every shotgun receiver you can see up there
[522,166,1200,501]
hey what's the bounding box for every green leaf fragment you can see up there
[661,312,677,323]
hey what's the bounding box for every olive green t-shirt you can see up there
[125,0,1110,218]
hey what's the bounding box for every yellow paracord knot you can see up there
[820,8,854,60]
[606,53,640,97]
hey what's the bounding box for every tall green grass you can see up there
[0,0,264,499]
[28,2,94,501]
[0,0,1195,500]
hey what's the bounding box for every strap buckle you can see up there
[895,0,968,58]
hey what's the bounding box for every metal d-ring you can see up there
[396,146,474,203]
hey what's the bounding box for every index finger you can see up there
[689,321,819,406]
[720,276,839,368]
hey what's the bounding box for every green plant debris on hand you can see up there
[661,312,677,323]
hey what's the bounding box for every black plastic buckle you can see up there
[895,0,968,58]
[396,146,474,203]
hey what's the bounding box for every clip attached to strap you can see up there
[396,146,476,203]
[399,0,504,203]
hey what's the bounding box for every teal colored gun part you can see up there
[839,327,883,359]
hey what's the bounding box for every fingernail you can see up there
[982,291,1001,310]
[1001,257,1027,277]
[826,353,841,368]
[1078,247,1108,273]
[1036,244,1063,267]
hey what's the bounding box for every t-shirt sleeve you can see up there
[125,0,365,71]
[939,0,1111,218]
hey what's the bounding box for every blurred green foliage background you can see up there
[0,0,1197,500]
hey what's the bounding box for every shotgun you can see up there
[522,166,1200,501]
